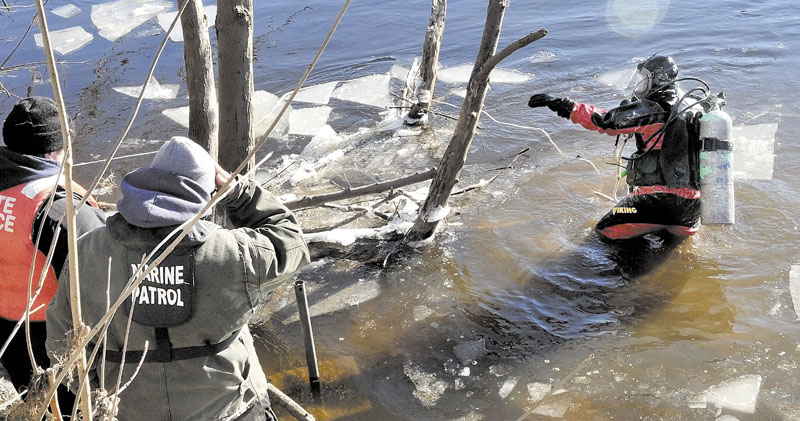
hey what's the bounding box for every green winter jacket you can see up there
[46,179,310,420]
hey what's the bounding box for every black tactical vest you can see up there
[625,111,702,190]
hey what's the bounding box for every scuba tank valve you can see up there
[699,92,735,224]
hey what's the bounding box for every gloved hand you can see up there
[527,93,574,119]
[528,93,557,108]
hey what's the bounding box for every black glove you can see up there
[528,93,574,119]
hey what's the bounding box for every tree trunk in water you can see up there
[216,0,254,171]
[180,0,218,159]
[411,0,446,123]
[405,0,546,242]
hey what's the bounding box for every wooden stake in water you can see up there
[294,280,321,397]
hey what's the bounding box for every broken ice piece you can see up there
[162,106,189,128]
[34,26,93,55]
[294,81,339,105]
[437,64,533,85]
[92,0,172,42]
[253,90,292,139]
[527,382,552,403]
[52,4,82,18]
[403,361,448,408]
[288,106,332,137]
[700,374,762,414]
[498,376,519,399]
[453,339,486,366]
[331,74,392,108]
[732,123,777,180]
[156,6,217,42]
[113,77,179,100]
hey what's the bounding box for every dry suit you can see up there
[546,91,702,240]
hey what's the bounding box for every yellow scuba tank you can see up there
[699,92,735,224]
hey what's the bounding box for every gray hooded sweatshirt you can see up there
[46,173,310,421]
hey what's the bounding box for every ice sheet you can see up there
[92,0,172,42]
[52,4,82,18]
[331,74,392,108]
[790,265,800,320]
[700,374,762,414]
[732,123,777,180]
[437,64,533,85]
[162,106,189,128]
[293,81,339,105]
[112,76,180,100]
[288,106,332,137]
[156,6,217,43]
[34,26,93,55]
[253,90,292,139]
[283,279,381,323]
[453,338,487,365]
[596,66,635,90]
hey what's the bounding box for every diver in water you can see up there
[528,55,712,241]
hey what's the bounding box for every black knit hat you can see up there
[3,96,67,155]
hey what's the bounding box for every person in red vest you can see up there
[0,96,106,410]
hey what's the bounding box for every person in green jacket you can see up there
[46,136,310,420]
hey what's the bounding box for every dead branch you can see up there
[267,383,315,421]
[285,168,436,210]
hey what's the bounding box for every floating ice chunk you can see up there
[52,4,82,18]
[453,339,486,365]
[294,81,339,105]
[527,382,552,403]
[302,125,344,157]
[92,0,172,42]
[529,50,558,64]
[284,279,381,323]
[700,374,762,414]
[790,265,800,320]
[530,397,570,418]
[162,106,189,128]
[403,361,448,407]
[437,64,533,85]
[596,66,635,90]
[113,76,179,100]
[498,376,519,399]
[34,26,93,55]
[331,74,392,108]
[413,305,434,322]
[156,6,217,42]
[454,378,465,391]
[253,90,292,139]
[489,365,511,377]
[732,123,777,180]
[458,367,470,377]
[289,106,332,137]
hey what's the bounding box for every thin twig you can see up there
[0,11,36,69]
[451,147,529,196]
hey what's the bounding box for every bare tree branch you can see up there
[285,168,436,210]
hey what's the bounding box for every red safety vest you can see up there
[0,176,95,321]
